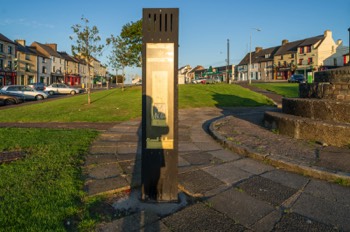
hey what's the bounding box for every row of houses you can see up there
[236,30,349,81]
[179,30,349,84]
[0,33,107,87]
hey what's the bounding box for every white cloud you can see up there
[0,18,55,29]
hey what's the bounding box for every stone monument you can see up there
[265,66,350,147]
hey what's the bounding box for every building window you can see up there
[43,58,46,63]
[53,66,56,72]
[0,44,3,53]
[278,61,281,67]
[280,55,283,60]
[25,54,30,60]
[53,57,55,62]
[291,54,294,58]
[334,58,337,66]
[284,61,287,67]
[308,58,313,65]
[0,59,3,69]
[299,47,304,54]
[42,66,47,74]
[25,64,30,72]
[306,45,311,53]
[298,59,303,65]
[8,46,12,54]
[7,61,12,69]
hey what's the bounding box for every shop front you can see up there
[64,74,81,86]
[51,70,64,84]
[0,71,16,86]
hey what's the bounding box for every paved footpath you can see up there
[85,106,350,232]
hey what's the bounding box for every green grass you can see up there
[252,83,299,98]
[0,128,99,231]
[179,84,272,108]
[0,84,272,123]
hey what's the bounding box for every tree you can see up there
[70,16,104,104]
[107,20,142,90]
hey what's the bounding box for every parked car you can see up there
[288,74,306,83]
[0,93,23,105]
[28,83,46,91]
[0,85,48,101]
[45,83,83,95]
[192,78,206,84]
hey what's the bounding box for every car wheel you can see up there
[4,98,16,105]
[70,91,76,95]
[48,91,54,95]
[35,95,44,101]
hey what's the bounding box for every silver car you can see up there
[0,85,48,101]
[45,83,82,95]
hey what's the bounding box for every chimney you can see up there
[324,30,332,38]
[282,39,289,45]
[15,39,26,46]
[336,39,342,46]
[255,47,263,53]
[46,43,57,51]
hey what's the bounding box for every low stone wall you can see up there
[282,98,350,123]
[299,82,350,101]
[314,66,350,83]
[264,111,350,147]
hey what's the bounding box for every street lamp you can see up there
[248,28,261,84]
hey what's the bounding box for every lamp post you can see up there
[248,28,261,84]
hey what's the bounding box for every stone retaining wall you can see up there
[299,82,350,101]
[282,98,350,123]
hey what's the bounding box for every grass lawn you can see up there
[0,128,99,231]
[0,84,273,123]
[252,83,299,98]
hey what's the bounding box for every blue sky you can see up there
[1,0,349,80]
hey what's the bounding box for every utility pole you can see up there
[226,39,230,83]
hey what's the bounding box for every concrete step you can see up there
[282,98,350,123]
[264,111,350,147]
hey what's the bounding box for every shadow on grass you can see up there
[90,89,117,104]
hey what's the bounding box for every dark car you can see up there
[0,93,23,105]
[288,74,306,83]
[28,83,46,91]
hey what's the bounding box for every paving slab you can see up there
[203,162,252,185]
[181,151,221,167]
[232,158,275,175]
[178,142,201,152]
[178,169,225,195]
[303,179,350,206]
[90,146,117,155]
[292,192,350,231]
[95,211,159,232]
[250,210,282,232]
[208,187,274,227]
[194,141,224,151]
[261,169,310,190]
[273,212,337,232]
[162,203,247,232]
[85,177,129,196]
[237,176,298,206]
[208,149,241,162]
[88,163,122,179]
[84,154,119,166]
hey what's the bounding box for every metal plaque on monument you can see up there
[141,8,179,202]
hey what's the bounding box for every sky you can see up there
[1,0,349,82]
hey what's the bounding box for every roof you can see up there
[275,35,324,56]
[31,42,62,58]
[0,33,15,44]
[188,65,205,73]
[15,42,38,55]
[58,51,77,63]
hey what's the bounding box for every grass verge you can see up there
[0,84,272,123]
[0,128,98,231]
[252,83,299,98]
